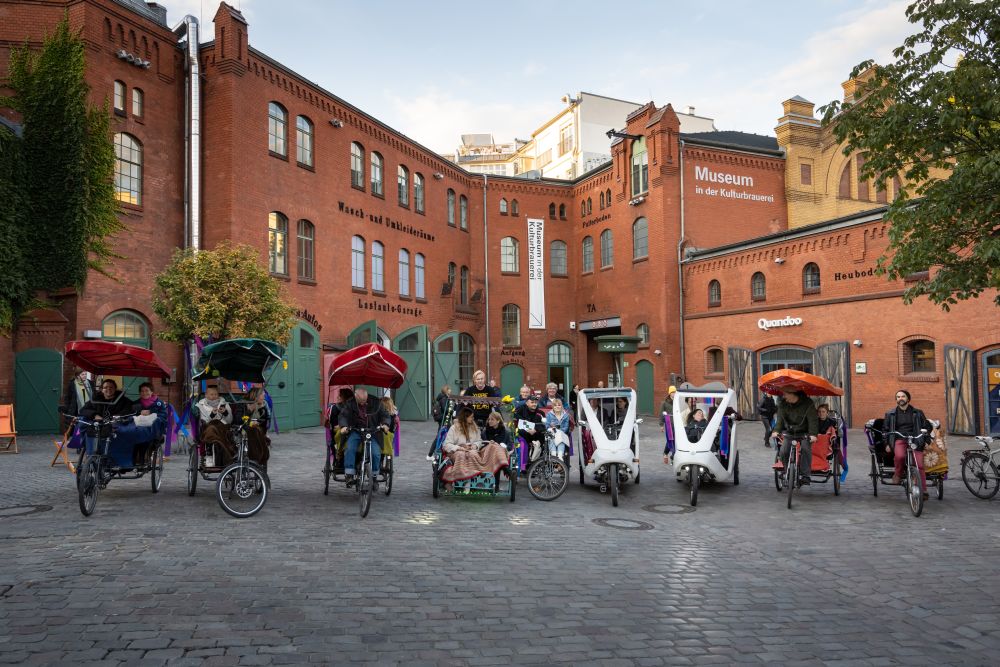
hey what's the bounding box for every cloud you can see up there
[162,0,256,39]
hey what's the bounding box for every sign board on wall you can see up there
[758,316,803,331]
[693,165,776,203]
[855,362,868,374]
[527,218,545,329]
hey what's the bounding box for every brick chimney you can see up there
[213,2,248,73]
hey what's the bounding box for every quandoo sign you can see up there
[758,315,803,331]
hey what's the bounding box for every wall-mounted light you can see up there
[628,196,646,206]
[853,339,863,347]
[433,172,444,180]
[329,119,343,128]
[774,257,785,264]
[116,49,150,69]
[654,349,662,356]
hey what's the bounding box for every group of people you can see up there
[324,386,400,488]
[194,384,272,470]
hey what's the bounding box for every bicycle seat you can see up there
[975,435,994,445]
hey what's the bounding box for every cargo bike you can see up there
[669,382,741,507]
[865,418,945,517]
[323,343,406,518]
[186,338,284,518]
[761,369,847,510]
[64,340,171,517]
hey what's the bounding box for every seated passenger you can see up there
[513,385,533,411]
[544,398,571,459]
[244,387,271,468]
[538,382,565,410]
[196,385,234,468]
[79,379,138,467]
[381,396,400,457]
[685,409,709,443]
[514,395,546,461]
[338,386,390,486]
[440,407,508,487]
[327,387,355,465]
[482,410,512,450]
[816,404,837,436]
[125,382,168,464]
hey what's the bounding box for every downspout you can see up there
[482,174,492,381]
[676,138,687,381]
[173,16,201,252]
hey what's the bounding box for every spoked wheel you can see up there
[323,454,331,496]
[733,453,740,486]
[187,445,199,496]
[383,456,393,496]
[870,456,879,497]
[431,464,440,498]
[774,467,783,492]
[907,454,924,517]
[358,458,373,518]
[216,462,268,518]
[526,457,569,501]
[578,463,585,485]
[609,463,620,507]
[832,449,841,496]
[78,456,100,517]
[786,454,797,510]
[961,453,1000,499]
[936,477,944,500]
[689,465,699,507]
[150,443,164,493]
[509,466,517,502]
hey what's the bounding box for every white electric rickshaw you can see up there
[671,382,740,506]
[576,388,641,507]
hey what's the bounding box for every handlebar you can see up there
[885,430,929,448]
[67,413,136,429]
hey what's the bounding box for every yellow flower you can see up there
[502,395,513,403]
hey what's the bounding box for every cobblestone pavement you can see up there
[1,421,999,666]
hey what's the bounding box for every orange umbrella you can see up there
[758,369,844,397]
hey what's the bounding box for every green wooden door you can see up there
[293,325,321,428]
[500,364,524,399]
[635,360,654,415]
[266,350,292,431]
[433,331,460,396]
[393,325,429,421]
[15,348,63,434]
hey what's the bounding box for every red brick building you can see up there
[2,0,996,435]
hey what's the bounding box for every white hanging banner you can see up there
[526,217,546,329]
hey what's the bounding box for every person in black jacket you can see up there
[514,395,545,462]
[64,369,95,418]
[337,387,391,484]
[79,379,136,464]
[758,393,777,447]
[884,389,933,497]
[463,370,500,426]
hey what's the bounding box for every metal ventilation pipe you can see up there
[173,16,201,251]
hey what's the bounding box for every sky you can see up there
[164,0,917,153]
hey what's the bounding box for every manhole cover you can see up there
[0,505,52,518]
[642,504,696,515]
[592,518,654,531]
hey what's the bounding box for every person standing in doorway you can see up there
[758,393,777,448]
[64,369,94,418]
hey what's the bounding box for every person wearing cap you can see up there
[659,385,677,465]
[513,394,546,463]
[338,386,391,487]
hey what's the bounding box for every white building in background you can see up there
[451,92,717,180]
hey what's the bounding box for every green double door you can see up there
[347,320,431,421]
[15,348,63,434]
[267,323,321,430]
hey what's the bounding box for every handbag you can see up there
[923,431,948,472]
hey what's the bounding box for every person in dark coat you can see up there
[771,389,819,486]
[338,386,391,483]
[758,393,777,447]
[64,369,95,418]
[79,379,137,466]
[463,370,500,426]
[883,389,933,497]
[513,395,545,462]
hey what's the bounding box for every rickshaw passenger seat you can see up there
[811,434,833,471]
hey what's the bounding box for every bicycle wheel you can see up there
[786,450,797,510]
[936,477,944,500]
[509,465,517,502]
[216,462,268,518]
[961,453,1000,499]
[609,463,620,507]
[689,465,699,507]
[323,454,331,496]
[907,451,923,517]
[359,456,373,518]
[733,453,740,486]
[150,443,164,493]
[870,456,879,497]
[78,456,100,517]
[383,455,393,496]
[832,449,841,496]
[527,457,569,501]
[187,445,199,496]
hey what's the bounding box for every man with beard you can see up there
[883,389,933,499]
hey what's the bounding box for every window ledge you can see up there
[501,271,520,277]
[582,270,594,277]
[898,373,939,383]
[905,271,930,283]
[416,209,425,216]
[351,287,368,295]
[351,183,365,193]
[551,273,569,279]
[118,201,143,213]
[268,150,288,161]
[600,265,614,272]
[297,162,315,172]
[399,295,412,302]
[297,278,317,286]
[371,290,387,298]
[416,297,428,304]
[133,117,145,125]
[802,287,821,295]
[114,108,127,117]
[708,301,721,308]
[399,203,410,210]
[632,255,649,265]
[371,191,385,200]
[271,273,290,282]
[500,212,508,216]
[751,296,767,303]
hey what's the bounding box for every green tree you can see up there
[820,0,1000,308]
[152,243,298,345]
[0,126,28,333]
[1,16,123,297]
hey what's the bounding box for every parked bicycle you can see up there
[961,436,999,499]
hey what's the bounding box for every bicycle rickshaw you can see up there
[576,388,641,507]
[430,395,519,501]
[865,417,945,517]
[187,338,284,518]
[64,340,171,517]
[323,343,405,518]
[669,382,741,507]
[760,369,847,510]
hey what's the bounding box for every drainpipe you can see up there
[677,138,687,381]
[173,16,201,252]
[482,174,492,380]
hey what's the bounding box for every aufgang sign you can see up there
[758,315,803,331]
[694,166,775,204]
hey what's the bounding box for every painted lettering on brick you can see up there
[695,166,754,187]
[834,268,876,281]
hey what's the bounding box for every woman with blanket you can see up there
[440,407,509,489]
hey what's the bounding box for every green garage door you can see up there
[393,325,429,421]
[500,364,524,399]
[267,322,321,430]
[15,348,63,434]
[433,331,460,397]
[635,359,654,415]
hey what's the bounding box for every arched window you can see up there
[893,175,903,199]
[751,272,766,301]
[511,199,519,216]
[803,262,821,292]
[102,310,149,345]
[631,136,648,195]
[707,348,724,375]
[499,198,508,215]
[500,237,519,273]
[268,212,288,275]
[131,88,143,117]
[398,248,410,296]
[296,115,313,167]
[460,266,469,304]
[548,342,571,365]
[582,236,594,273]
[447,262,456,286]
[839,161,852,198]
[370,152,384,196]
[905,339,936,373]
[502,304,520,347]
[632,217,648,259]
[268,102,287,156]
[351,235,365,288]
[599,191,605,209]
[350,142,365,189]
[113,133,142,205]
[297,219,314,280]
[548,202,556,219]
[856,154,869,200]
[558,203,566,219]
[113,80,126,113]
[550,240,567,276]
[600,229,613,268]
[636,323,650,346]
[587,197,592,215]
[458,333,475,389]
[397,165,409,207]
[447,189,456,226]
[708,279,721,306]
[606,188,612,207]
[581,200,587,217]
[414,173,425,213]
[414,253,425,299]
[371,241,385,292]
[459,195,468,230]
